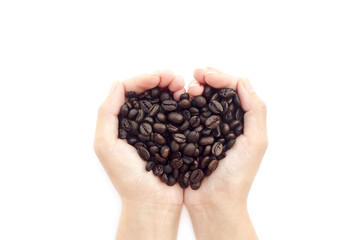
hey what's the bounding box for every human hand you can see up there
[94,71,186,240]
[184,68,268,240]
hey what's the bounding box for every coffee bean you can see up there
[179,163,189,173]
[140,123,152,136]
[189,160,199,170]
[137,146,150,161]
[203,145,211,156]
[183,143,196,156]
[209,100,223,114]
[203,85,213,99]
[164,164,173,174]
[220,123,230,136]
[187,131,200,143]
[190,169,204,183]
[210,93,219,101]
[161,173,168,183]
[200,156,211,169]
[153,123,166,134]
[173,133,187,143]
[125,91,136,98]
[153,164,163,176]
[127,137,137,145]
[189,107,200,116]
[190,116,201,128]
[179,99,191,109]
[205,115,221,129]
[145,161,155,171]
[212,126,221,137]
[180,92,190,100]
[151,87,161,98]
[170,140,180,152]
[226,133,236,140]
[149,104,160,117]
[168,112,184,124]
[166,124,179,133]
[192,96,207,108]
[211,142,223,157]
[120,104,129,117]
[179,121,189,132]
[219,88,236,98]
[170,158,183,169]
[229,120,241,129]
[140,100,152,113]
[128,109,138,119]
[208,159,218,172]
[160,92,171,101]
[199,136,215,146]
[119,129,127,139]
[167,176,177,186]
[234,125,243,135]
[190,182,201,190]
[182,110,191,121]
[156,112,166,123]
[135,142,146,149]
[182,156,193,164]
[162,100,178,111]
[226,139,236,150]
[173,169,179,178]
[183,171,192,184]
[153,133,166,145]
[149,146,159,155]
[160,145,170,158]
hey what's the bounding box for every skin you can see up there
[94,68,268,240]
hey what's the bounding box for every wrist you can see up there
[117,200,182,240]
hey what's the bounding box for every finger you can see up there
[193,67,223,84]
[173,88,186,101]
[187,80,204,97]
[123,73,161,94]
[204,71,239,89]
[237,78,267,144]
[154,69,174,88]
[168,74,184,91]
[95,81,125,149]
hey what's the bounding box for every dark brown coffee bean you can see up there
[189,107,200,116]
[173,133,187,143]
[212,126,221,137]
[201,107,212,117]
[173,169,179,179]
[170,140,180,152]
[218,138,226,144]
[125,91,136,98]
[140,123,152,135]
[135,142,146,149]
[193,125,204,132]
[179,178,189,189]
[167,176,177,186]
[216,152,226,160]
[149,104,160,117]
[183,171,192,184]
[128,109,138,119]
[183,129,191,137]
[145,161,155,171]
[164,165,173,174]
[187,131,200,143]
[153,133,166,145]
[137,146,150,161]
[140,100,152,113]
[209,100,223,114]
[182,110,191,121]
[184,143,196,156]
[160,92,171,101]
[208,159,219,172]
[119,129,127,139]
[160,145,170,158]
[219,88,236,98]
[211,142,223,156]
[233,95,241,107]
[154,153,166,163]
[162,100,178,111]
[166,124,179,133]
[135,109,145,123]
[190,182,201,190]
[120,104,129,117]
[235,108,244,120]
[199,136,215,146]
[192,96,207,108]
[190,116,201,128]
[203,85,213,99]
[179,121,189,132]
[205,115,221,129]
[168,112,184,125]
[170,158,183,169]
[182,156,193,164]
[156,112,166,123]
[200,156,211,169]
[151,87,161,97]
[229,120,241,129]
[203,145,211,156]
[121,119,132,132]
[234,125,243,135]
[210,92,219,101]
[226,133,236,140]
[179,142,187,151]
[179,163,189,173]
[226,139,236,150]
[142,117,154,125]
[132,100,140,109]
[153,164,163,176]
[220,100,229,114]
[127,137,137,145]
[179,99,191,109]
[125,101,133,109]
[153,123,166,134]
[189,160,199,170]
[161,173,168,183]
[201,128,212,136]
[220,123,230,136]
[190,169,204,183]
[149,146,159,155]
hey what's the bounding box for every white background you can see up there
[1,0,361,239]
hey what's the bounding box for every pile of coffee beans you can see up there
[118,86,244,190]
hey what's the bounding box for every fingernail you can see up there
[243,78,254,93]
[151,72,161,77]
[205,71,218,76]
[109,81,118,95]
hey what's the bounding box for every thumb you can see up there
[237,78,268,148]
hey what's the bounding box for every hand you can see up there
[94,70,186,240]
[184,68,268,240]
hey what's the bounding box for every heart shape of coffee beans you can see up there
[118,85,244,190]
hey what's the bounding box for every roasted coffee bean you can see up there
[189,107,200,116]
[192,96,207,108]
[226,139,236,150]
[127,137,137,145]
[184,143,196,156]
[179,121,189,132]
[200,156,211,169]
[173,169,179,179]
[223,110,233,122]
[145,161,155,171]
[212,126,221,138]
[203,85,213,99]
[234,125,243,135]
[173,133,187,143]
[119,129,127,139]
[182,110,191,121]
[191,182,201,190]
[151,87,161,98]
[190,116,201,128]
[128,109,138,119]
[180,92,190,100]
[149,146,159,155]
[190,169,204,183]
[183,129,191,137]
[205,115,221,129]
[201,107,212,117]
[199,136,215,146]
[147,141,156,147]
[132,100,140,109]
[121,119,132,132]
[168,112,184,124]
[183,171,192,184]
[182,156,193,164]
[153,164,163,176]
[220,123,230,136]
[126,101,133,109]
[166,124,179,133]
[226,133,236,140]
[170,158,183,169]
[208,159,218,172]
[135,109,145,122]
[219,88,236,98]
[187,131,200,143]
[167,176,177,186]
[156,112,166,123]
[216,152,226,160]
[149,104,160,117]
[210,93,219,101]
[221,100,229,114]
[179,142,187,151]
[179,164,189,173]
[162,100,178,111]
[140,123,152,136]
[170,140,180,152]
[160,145,170,158]
[140,100,152,113]
[161,173,168,183]
[201,128,212,136]
[233,95,241,107]
[203,145,211,156]
[189,160,199,170]
[125,91,136,98]
[235,108,243,120]
[160,92,171,101]
[143,116,154,125]
[138,133,150,142]
[138,146,150,161]
[153,133,166,145]
[229,120,241,129]
[135,142,146,149]
[211,142,223,157]
[164,164,173,174]
[120,104,129,117]
[179,99,191,109]
[218,138,226,144]
[209,100,223,114]
[153,123,166,134]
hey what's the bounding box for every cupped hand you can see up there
[94,70,186,208]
